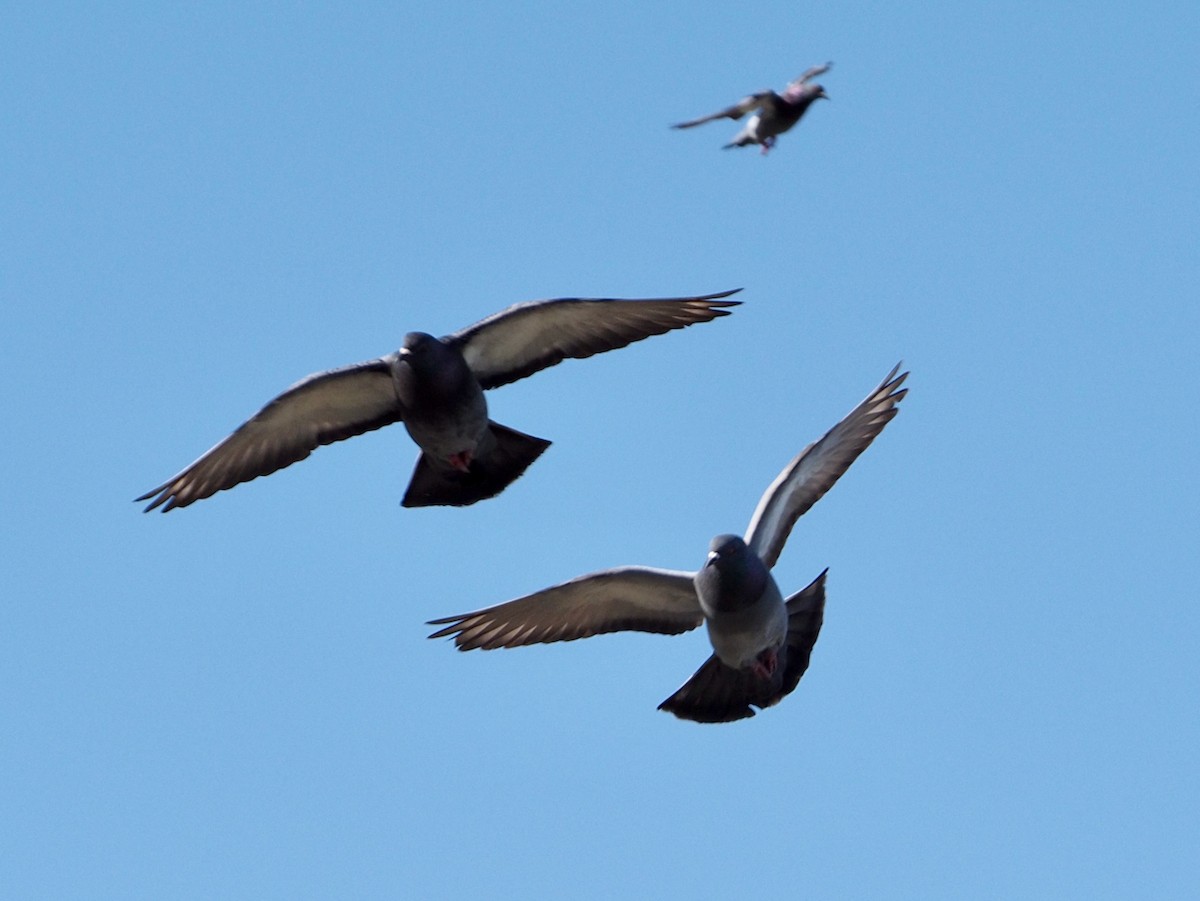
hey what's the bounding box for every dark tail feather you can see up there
[657,655,765,723]
[401,422,551,508]
[775,568,827,699]
[658,569,827,723]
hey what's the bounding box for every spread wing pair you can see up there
[137,290,740,512]
[430,364,908,722]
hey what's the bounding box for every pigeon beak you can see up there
[705,550,720,567]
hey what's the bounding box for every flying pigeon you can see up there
[136,290,741,512]
[672,62,832,154]
[429,363,908,723]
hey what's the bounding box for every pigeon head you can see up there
[707,533,748,560]
[396,331,474,404]
[399,331,440,360]
[695,534,769,613]
[784,81,828,104]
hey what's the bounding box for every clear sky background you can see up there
[3,3,1198,898]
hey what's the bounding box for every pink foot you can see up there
[447,450,473,473]
[751,647,778,680]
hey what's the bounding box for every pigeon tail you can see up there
[657,569,826,723]
[401,421,551,507]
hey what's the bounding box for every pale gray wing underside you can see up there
[448,291,741,390]
[137,358,403,511]
[743,364,908,569]
[428,566,702,650]
[672,93,773,129]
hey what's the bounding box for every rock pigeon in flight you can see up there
[672,62,832,154]
[137,290,740,512]
[429,363,907,722]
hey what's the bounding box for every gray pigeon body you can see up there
[659,568,826,723]
[672,62,832,154]
[136,290,740,512]
[429,363,908,723]
[694,534,787,674]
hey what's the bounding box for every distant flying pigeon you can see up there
[672,62,832,154]
[429,363,908,723]
[137,290,741,512]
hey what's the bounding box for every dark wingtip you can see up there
[704,287,743,303]
[694,288,743,315]
[425,615,510,652]
[426,618,462,639]
[882,362,910,395]
[134,488,170,513]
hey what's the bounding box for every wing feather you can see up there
[790,62,833,86]
[672,92,775,129]
[136,358,403,511]
[428,567,702,650]
[448,290,740,389]
[744,365,908,569]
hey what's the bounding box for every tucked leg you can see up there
[447,450,473,473]
[751,647,778,680]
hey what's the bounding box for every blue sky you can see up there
[3,3,1198,898]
